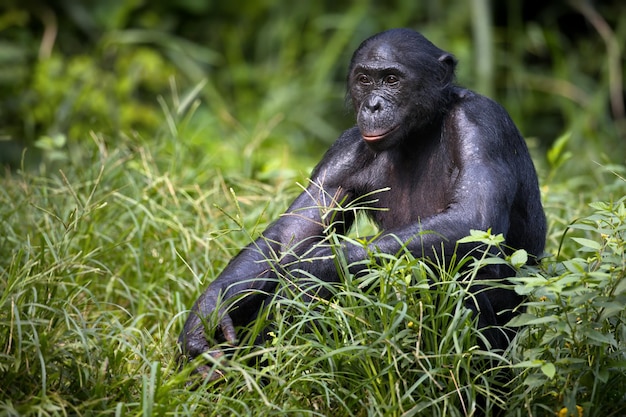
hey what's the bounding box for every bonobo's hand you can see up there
[179,307,238,381]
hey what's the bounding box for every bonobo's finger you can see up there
[195,364,226,382]
[219,312,237,344]
[200,349,227,381]
[186,353,227,387]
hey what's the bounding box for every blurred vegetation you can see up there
[0,0,624,177]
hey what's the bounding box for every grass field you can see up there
[2,101,626,416]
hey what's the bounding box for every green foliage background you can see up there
[1,0,626,416]
[1,0,624,174]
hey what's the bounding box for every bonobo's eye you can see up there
[357,74,371,85]
[384,74,399,86]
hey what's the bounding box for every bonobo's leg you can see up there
[464,264,521,350]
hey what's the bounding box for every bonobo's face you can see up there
[349,43,413,151]
[348,29,456,151]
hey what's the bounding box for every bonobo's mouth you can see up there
[361,125,399,142]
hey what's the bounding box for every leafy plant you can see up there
[508,196,626,416]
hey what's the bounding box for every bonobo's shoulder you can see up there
[326,127,364,154]
[335,126,363,145]
[310,127,364,179]
[450,86,517,127]
[451,86,502,109]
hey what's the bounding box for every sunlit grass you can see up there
[3,124,626,416]
[0,133,293,415]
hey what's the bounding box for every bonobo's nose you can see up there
[365,95,383,112]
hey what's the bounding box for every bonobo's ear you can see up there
[438,53,457,85]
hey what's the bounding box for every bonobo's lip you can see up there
[361,125,399,142]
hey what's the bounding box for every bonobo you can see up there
[179,28,546,369]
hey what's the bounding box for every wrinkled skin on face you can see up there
[348,30,457,151]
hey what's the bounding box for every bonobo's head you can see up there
[348,28,457,151]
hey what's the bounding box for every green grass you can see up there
[2,120,626,416]
[0,132,293,415]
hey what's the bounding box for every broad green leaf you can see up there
[541,362,556,379]
[570,237,602,251]
[510,249,528,267]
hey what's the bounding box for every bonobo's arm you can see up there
[179,159,354,360]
